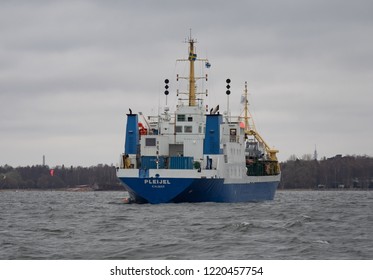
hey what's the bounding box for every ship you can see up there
[116,35,281,203]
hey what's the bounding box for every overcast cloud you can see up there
[1,0,372,167]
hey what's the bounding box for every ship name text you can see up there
[144,179,171,185]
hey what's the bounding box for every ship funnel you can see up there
[124,112,139,155]
[203,114,222,154]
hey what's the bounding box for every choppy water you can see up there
[0,190,372,259]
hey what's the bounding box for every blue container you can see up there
[169,156,193,169]
[141,156,165,169]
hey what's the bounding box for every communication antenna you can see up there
[314,145,318,161]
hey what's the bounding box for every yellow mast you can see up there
[244,81,249,130]
[188,37,196,106]
[242,81,256,131]
[176,31,209,106]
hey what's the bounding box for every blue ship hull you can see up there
[119,177,278,204]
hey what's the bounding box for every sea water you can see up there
[0,190,372,259]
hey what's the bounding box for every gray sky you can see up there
[1,0,372,167]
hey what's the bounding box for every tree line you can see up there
[1,155,372,190]
[279,155,373,189]
[0,164,120,190]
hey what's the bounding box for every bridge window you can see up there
[177,115,186,121]
[184,126,192,133]
[145,138,156,146]
[230,128,237,142]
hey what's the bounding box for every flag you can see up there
[240,94,246,104]
[189,52,197,61]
